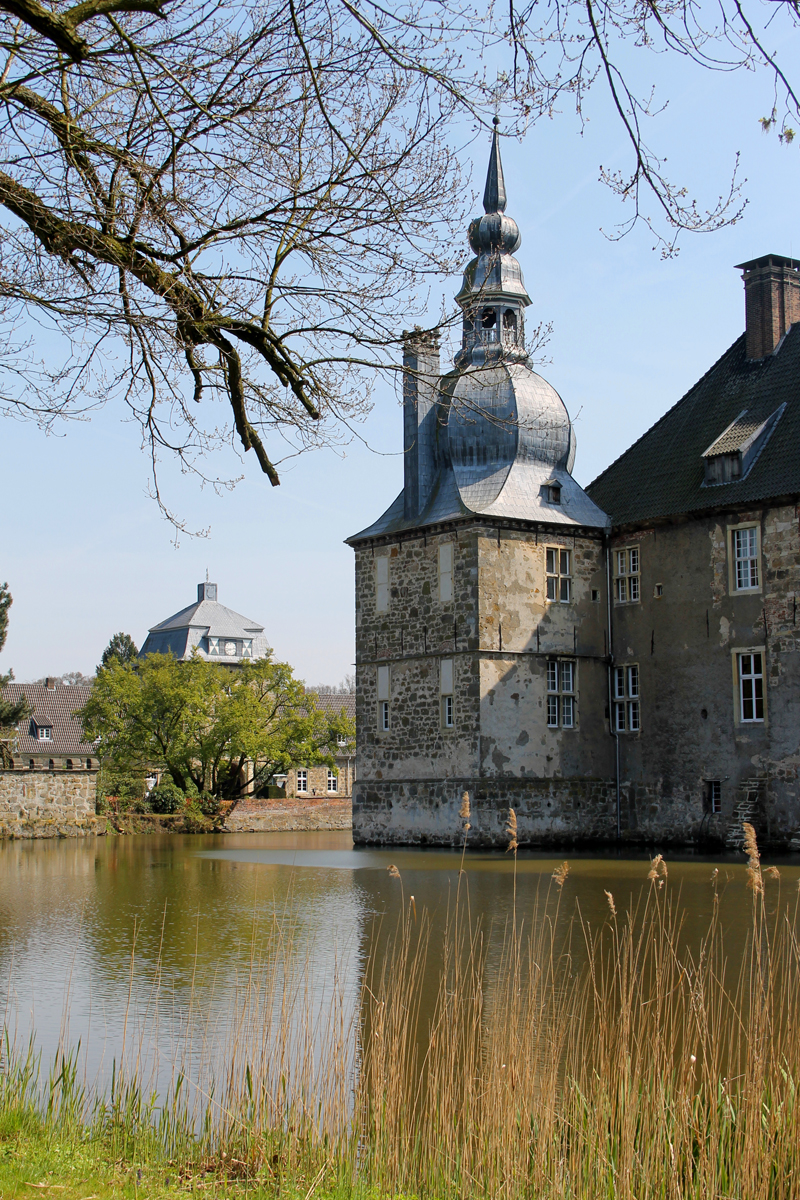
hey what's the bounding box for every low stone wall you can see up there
[0,769,97,839]
[225,795,352,832]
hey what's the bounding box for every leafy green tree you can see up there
[78,652,352,811]
[0,582,29,763]
[99,632,139,671]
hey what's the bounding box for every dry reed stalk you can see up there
[9,849,800,1200]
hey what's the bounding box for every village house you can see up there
[347,126,800,849]
[0,679,98,835]
[283,693,356,800]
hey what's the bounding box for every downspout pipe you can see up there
[605,536,621,841]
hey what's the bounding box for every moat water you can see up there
[1,831,798,1099]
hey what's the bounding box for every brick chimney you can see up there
[737,254,800,359]
[402,328,441,521]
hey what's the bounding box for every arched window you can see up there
[481,308,496,329]
[503,308,517,331]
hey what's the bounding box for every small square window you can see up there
[37,726,52,741]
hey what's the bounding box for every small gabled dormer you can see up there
[541,477,562,504]
[701,404,786,487]
[31,719,52,741]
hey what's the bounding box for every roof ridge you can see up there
[586,333,746,495]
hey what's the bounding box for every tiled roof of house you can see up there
[2,683,96,756]
[586,326,800,527]
[314,693,356,721]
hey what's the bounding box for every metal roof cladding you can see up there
[348,124,609,544]
[139,582,270,663]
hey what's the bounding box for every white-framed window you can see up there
[327,769,338,793]
[440,657,454,729]
[614,547,640,603]
[336,734,348,747]
[36,726,52,741]
[377,664,390,731]
[241,639,253,658]
[705,780,722,814]
[546,548,572,603]
[296,769,308,793]
[438,542,454,602]
[613,664,640,733]
[546,658,576,728]
[208,636,220,656]
[376,555,390,613]
[738,652,764,722]
[733,526,760,591]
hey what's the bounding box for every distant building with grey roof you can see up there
[139,582,270,665]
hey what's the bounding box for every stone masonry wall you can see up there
[354,521,621,846]
[610,505,800,847]
[0,769,97,838]
[353,506,800,849]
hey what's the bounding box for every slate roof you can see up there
[140,584,270,663]
[1,683,96,757]
[586,326,800,527]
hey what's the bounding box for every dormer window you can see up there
[702,404,785,486]
[36,725,52,741]
[542,478,561,505]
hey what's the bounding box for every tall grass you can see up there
[3,825,800,1198]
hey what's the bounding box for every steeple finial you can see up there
[482,117,506,214]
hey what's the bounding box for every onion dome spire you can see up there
[455,121,531,369]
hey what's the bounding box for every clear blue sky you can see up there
[2,41,798,685]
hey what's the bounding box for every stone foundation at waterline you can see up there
[0,769,98,838]
[352,777,732,848]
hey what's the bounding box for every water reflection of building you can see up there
[348,126,800,850]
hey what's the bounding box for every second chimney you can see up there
[402,328,441,521]
[737,253,800,359]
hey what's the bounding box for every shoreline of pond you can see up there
[0,794,353,839]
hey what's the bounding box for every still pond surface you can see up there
[1,831,796,1095]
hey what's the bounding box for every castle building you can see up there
[347,130,800,849]
[139,582,270,664]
